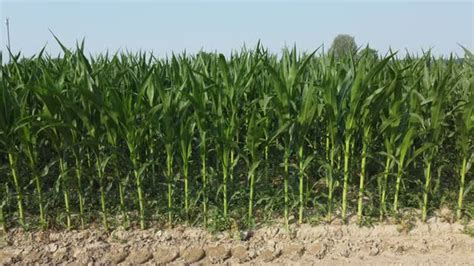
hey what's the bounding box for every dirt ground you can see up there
[0,218,473,265]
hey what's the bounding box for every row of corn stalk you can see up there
[0,44,472,231]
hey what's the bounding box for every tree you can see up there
[329,34,357,58]
[359,46,378,60]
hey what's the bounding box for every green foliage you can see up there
[0,43,472,231]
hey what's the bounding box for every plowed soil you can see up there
[1,219,473,265]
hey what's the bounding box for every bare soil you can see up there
[0,219,473,265]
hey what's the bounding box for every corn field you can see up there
[0,43,473,231]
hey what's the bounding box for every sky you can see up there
[0,0,473,58]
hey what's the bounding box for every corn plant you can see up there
[0,82,25,226]
[455,50,473,219]
[0,42,471,231]
[184,58,212,226]
[265,47,315,228]
[294,84,318,223]
[341,54,394,222]
[412,56,459,222]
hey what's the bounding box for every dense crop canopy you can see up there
[0,45,472,230]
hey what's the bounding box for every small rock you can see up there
[231,246,248,263]
[240,230,252,241]
[127,250,153,264]
[154,248,179,264]
[105,251,129,264]
[182,247,205,264]
[206,245,230,263]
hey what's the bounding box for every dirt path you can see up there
[0,220,473,265]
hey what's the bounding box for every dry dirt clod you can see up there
[259,249,274,263]
[49,232,62,242]
[85,240,110,252]
[231,245,249,263]
[127,250,153,264]
[73,250,91,264]
[282,243,304,260]
[154,247,179,264]
[22,246,33,253]
[105,250,129,264]
[333,228,344,240]
[76,230,90,241]
[3,221,474,265]
[52,247,69,264]
[259,248,281,263]
[266,239,277,251]
[0,239,8,249]
[369,245,380,256]
[369,241,380,256]
[307,242,327,259]
[206,245,230,263]
[22,250,43,264]
[0,251,14,264]
[439,206,455,223]
[339,247,351,258]
[47,243,59,252]
[393,244,406,255]
[182,247,205,264]
[418,240,430,254]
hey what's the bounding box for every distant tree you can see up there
[359,46,378,60]
[329,34,357,58]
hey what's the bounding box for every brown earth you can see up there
[0,219,473,265]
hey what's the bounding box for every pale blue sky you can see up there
[0,1,473,57]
